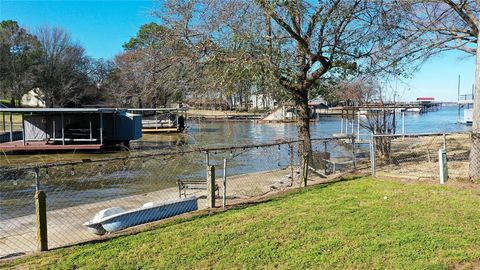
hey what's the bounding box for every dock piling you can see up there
[9,112,12,142]
[22,113,25,146]
[340,117,344,134]
[61,113,65,145]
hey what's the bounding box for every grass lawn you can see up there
[3,177,480,269]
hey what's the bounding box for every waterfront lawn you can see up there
[4,177,480,269]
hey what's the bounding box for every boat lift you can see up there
[127,108,187,133]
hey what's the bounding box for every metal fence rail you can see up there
[1,132,474,259]
[370,132,470,180]
[0,136,358,259]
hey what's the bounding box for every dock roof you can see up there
[0,108,126,114]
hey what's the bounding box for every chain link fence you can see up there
[0,136,359,259]
[2,132,474,259]
[370,132,470,181]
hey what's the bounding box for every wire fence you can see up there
[370,132,470,181]
[0,136,359,259]
[2,132,472,259]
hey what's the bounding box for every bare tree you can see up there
[36,26,90,107]
[111,23,199,108]
[156,0,417,184]
[392,1,480,178]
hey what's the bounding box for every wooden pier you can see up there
[0,108,141,152]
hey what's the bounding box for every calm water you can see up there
[0,106,469,167]
[0,106,471,220]
[185,105,470,146]
[394,106,469,134]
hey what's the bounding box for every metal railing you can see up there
[0,136,358,259]
[3,131,472,259]
[369,132,470,180]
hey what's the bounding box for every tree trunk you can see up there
[469,35,480,179]
[295,90,311,187]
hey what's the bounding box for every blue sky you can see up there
[0,0,475,102]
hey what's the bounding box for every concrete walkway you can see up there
[1,168,299,258]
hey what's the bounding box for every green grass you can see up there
[3,177,480,269]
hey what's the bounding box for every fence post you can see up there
[323,141,328,175]
[205,151,209,183]
[223,158,227,208]
[207,165,216,208]
[388,136,393,165]
[302,152,308,187]
[289,144,294,181]
[370,133,376,176]
[352,137,357,169]
[34,168,48,251]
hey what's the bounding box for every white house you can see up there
[21,88,46,108]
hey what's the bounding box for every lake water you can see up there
[0,105,472,220]
[0,105,470,167]
[185,105,470,145]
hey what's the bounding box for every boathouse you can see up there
[0,108,142,151]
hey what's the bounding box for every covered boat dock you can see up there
[0,108,142,151]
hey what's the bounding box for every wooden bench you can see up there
[176,179,219,198]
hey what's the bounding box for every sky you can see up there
[0,0,475,102]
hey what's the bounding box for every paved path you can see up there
[1,168,296,258]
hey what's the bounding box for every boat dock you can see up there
[0,108,141,152]
[128,108,186,133]
[458,94,474,124]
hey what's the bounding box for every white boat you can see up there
[405,107,422,113]
[83,196,198,235]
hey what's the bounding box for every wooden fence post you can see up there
[207,165,215,208]
[34,168,48,251]
[302,152,309,187]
